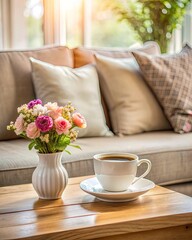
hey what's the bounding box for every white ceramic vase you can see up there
[32,152,68,200]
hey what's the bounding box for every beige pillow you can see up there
[30,58,113,137]
[94,54,171,135]
[132,45,192,133]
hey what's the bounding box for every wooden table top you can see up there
[0,176,192,240]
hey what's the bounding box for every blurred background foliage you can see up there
[107,0,191,52]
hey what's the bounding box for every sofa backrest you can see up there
[73,42,160,68]
[0,42,160,141]
[0,46,73,140]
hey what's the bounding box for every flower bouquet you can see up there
[7,99,86,199]
[7,99,86,154]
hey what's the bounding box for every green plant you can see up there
[110,0,191,53]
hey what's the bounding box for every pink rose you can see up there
[49,107,63,119]
[14,115,25,135]
[54,117,71,135]
[72,113,87,128]
[26,122,40,139]
[45,102,63,119]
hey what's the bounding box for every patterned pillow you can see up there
[133,45,192,133]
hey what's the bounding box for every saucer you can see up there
[80,177,155,202]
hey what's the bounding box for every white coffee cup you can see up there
[93,152,151,192]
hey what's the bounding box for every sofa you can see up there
[0,42,192,197]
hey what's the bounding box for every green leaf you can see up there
[65,149,71,155]
[63,135,71,145]
[34,145,40,150]
[55,135,71,152]
[28,141,36,151]
[56,145,67,151]
[70,144,82,150]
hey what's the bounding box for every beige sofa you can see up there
[0,43,192,196]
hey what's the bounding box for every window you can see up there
[0,0,43,50]
[65,0,83,48]
[171,2,192,52]
[0,0,191,51]
[58,0,139,48]
[24,0,44,48]
[90,0,139,48]
[183,2,192,45]
[61,0,192,50]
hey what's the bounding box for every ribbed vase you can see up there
[32,152,68,200]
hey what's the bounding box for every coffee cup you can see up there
[93,152,151,192]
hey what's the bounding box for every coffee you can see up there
[93,153,152,192]
[99,156,134,161]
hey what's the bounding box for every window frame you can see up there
[182,2,192,45]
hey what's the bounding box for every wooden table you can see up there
[0,176,192,240]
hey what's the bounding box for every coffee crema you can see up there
[99,156,135,161]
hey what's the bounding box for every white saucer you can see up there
[80,177,155,202]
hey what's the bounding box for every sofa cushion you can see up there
[1,131,192,187]
[73,41,160,68]
[0,46,74,141]
[73,42,161,130]
[166,182,192,196]
[30,58,113,137]
[133,44,192,133]
[94,54,171,135]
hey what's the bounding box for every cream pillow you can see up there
[30,58,113,137]
[94,54,171,135]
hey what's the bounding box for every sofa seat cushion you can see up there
[0,46,74,141]
[1,131,192,187]
[165,182,192,197]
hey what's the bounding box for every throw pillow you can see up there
[132,44,192,133]
[94,54,171,135]
[73,41,161,131]
[30,58,113,137]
